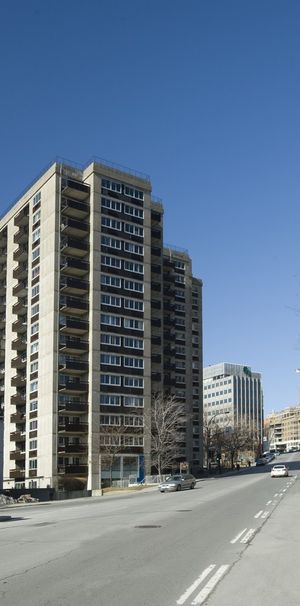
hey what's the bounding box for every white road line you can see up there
[266,500,272,505]
[240,528,256,543]
[261,511,269,519]
[176,565,216,605]
[254,510,263,519]
[279,493,283,497]
[191,565,229,605]
[274,493,278,497]
[283,488,287,492]
[230,528,248,544]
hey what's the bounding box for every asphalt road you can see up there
[0,453,299,606]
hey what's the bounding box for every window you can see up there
[32,247,40,261]
[101,294,121,307]
[31,322,39,336]
[29,439,38,450]
[100,374,121,385]
[100,314,121,326]
[32,266,40,281]
[32,227,40,243]
[124,223,144,237]
[33,191,41,208]
[124,261,144,274]
[124,280,144,293]
[124,357,144,369]
[123,435,144,446]
[124,396,144,407]
[30,381,38,393]
[32,209,41,225]
[124,337,144,349]
[30,341,39,354]
[175,274,185,284]
[124,205,144,218]
[100,434,121,446]
[101,274,121,288]
[29,459,37,469]
[101,197,121,212]
[30,420,38,430]
[174,260,185,270]
[100,354,121,366]
[30,361,38,373]
[124,318,144,330]
[100,394,121,406]
[100,334,121,346]
[101,236,122,249]
[31,284,40,297]
[101,217,121,231]
[31,303,39,317]
[124,298,144,311]
[124,242,144,255]
[124,186,144,201]
[101,255,121,269]
[100,415,121,426]
[30,400,38,412]
[102,178,122,193]
[124,376,144,388]
[124,415,144,427]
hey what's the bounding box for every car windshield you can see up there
[273,465,285,469]
[166,475,181,481]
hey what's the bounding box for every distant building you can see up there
[265,405,300,452]
[203,363,264,442]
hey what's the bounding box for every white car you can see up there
[271,464,289,478]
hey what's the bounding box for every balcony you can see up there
[58,400,88,414]
[11,392,26,406]
[10,411,26,423]
[10,449,26,461]
[61,197,89,220]
[12,337,27,352]
[60,296,89,316]
[58,421,88,433]
[13,263,28,280]
[57,464,88,474]
[14,206,29,227]
[62,178,90,201]
[0,282,6,297]
[12,281,27,298]
[60,276,89,296]
[12,319,27,334]
[58,443,88,454]
[60,257,89,278]
[12,300,27,315]
[0,247,7,263]
[14,228,28,245]
[61,217,89,239]
[59,358,88,374]
[58,380,88,394]
[60,237,89,258]
[0,263,6,278]
[59,337,88,355]
[10,431,26,442]
[0,314,5,329]
[11,374,26,388]
[9,469,25,479]
[59,317,89,335]
[13,245,28,262]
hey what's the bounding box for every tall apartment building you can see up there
[0,159,202,492]
[203,363,263,441]
[265,405,300,452]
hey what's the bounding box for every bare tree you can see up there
[223,424,252,469]
[203,413,231,472]
[149,393,186,478]
[99,413,143,486]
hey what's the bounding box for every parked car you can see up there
[270,464,289,478]
[159,474,196,492]
[256,457,267,466]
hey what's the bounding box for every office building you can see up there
[203,363,263,441]
[0,159,202,492]
[265,405,300,452]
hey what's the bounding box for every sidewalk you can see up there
[208,475,300,606]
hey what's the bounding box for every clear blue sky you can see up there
[1,0,300,415]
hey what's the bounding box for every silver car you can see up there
[159,474,196,492]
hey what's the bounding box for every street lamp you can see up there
[205,411,230,474]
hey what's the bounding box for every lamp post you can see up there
[205,411,230,474]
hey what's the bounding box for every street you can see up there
[0,453,299,606]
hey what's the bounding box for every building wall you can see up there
[265,405,300,451]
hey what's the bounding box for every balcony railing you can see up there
[61,218,89,239]
[60,237,89,258]
[59,336,88,354]
[58,422,88,433]
[61,197,90,220]
[58,380,88,394]
[57,464,88,474]
[60,258,89,277]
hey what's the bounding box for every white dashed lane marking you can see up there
[240,528,256,544]
[190,565,229,605]
[254,510,263,519]
[176,565,216,605]
[230,528,248,544]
